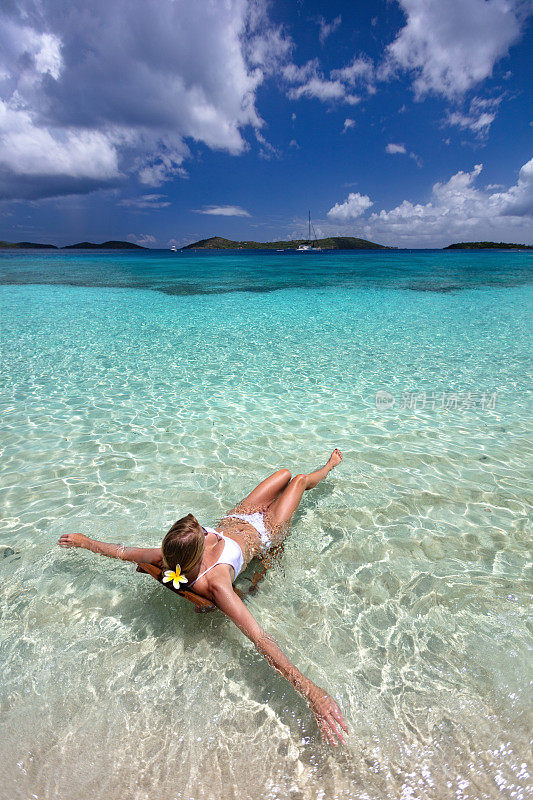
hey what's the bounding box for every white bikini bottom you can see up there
[222,511,272,547]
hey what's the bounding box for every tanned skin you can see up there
[59,450,348,745]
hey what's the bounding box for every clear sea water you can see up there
[0,248,532,800]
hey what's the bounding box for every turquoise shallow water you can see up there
[0,249,532,800]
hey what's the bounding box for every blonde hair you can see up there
[162,513,204,575]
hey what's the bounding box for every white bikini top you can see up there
[188,526,244,586]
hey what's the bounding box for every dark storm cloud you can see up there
[0,169,122,201]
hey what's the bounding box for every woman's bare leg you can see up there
[266,449,342,530]
[230,468,292,514]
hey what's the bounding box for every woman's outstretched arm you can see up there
[210,579,348,746]
[58,533,162,565]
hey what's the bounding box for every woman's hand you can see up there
[58,533,91,549]
[211,581,350,746]
[306,684,349,746]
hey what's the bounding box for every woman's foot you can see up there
[297,449,343,492]
[327,448,342,471]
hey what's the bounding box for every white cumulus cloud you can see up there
[127,233,156,246]
[383,0,531,99]
[284,54,374,106]
[446,96,502,138]
[317,15,342,45]
[327,192,373,221]
[492,156,533,216]
[194,205,251,217]
[0,0,288,200]
[324,157,533,246]
[288,77,359,104]
[386,143,407,154]
[361,157,533,246]
[342,118,356,133]
[0,100,120,186]
[119,194,171,209]
[331,55,375,92]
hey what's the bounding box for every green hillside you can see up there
[182,236,388,250]
[62,241,146,249]
[0,241,58,248]
[445,241,533,250]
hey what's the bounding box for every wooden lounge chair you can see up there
[136,560,269,610]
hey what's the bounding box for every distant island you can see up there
[2,237,531,252]
[181,236,388,250]
[0,240,145,249]
[0,241,58,249]
[445,241,533,250]
[62,241,146,249]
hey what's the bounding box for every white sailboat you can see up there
[297,211,322,251]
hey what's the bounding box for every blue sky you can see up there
[1,0,532,248]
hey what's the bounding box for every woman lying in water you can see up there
[58,449,348,746]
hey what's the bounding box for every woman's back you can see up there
[189,528,244,586]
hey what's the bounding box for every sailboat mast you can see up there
[308,210,311,241]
